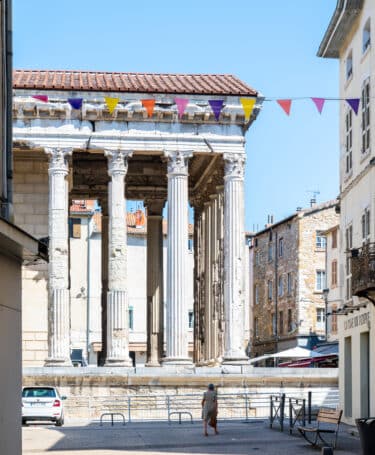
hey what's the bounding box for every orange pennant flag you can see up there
[105,97,119,114]
[277,99,292,116]
[141,99,155,117]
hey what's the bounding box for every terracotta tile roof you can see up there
[70,200,96,213]
[13,69,257,96]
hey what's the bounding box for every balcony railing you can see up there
[351,242,375,298]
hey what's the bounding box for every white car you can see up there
[22,386,66,426]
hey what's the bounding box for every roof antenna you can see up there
[306,190,320,207]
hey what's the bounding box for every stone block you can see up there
[34,332,48,341]
[33,184,48,193]
[15,161,34,172]
[22,351,36,361]
[25,340,48,351]
[34,205,48,215]
[25,214,47,225]
[14,183,34,193]
[13,193,24,204]
[34,351,48,361]
[24,173,47,184]
[16,203,34,215]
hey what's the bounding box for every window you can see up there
[346,50,353,80]
[188,238,193,251]
[255,251,260,266]
[363,19,371,53]
[332,229,337,249]
[254,284,259,305]
[331,260,338,287]
[287,272,292,294]
[361,78,370,154]
[268,244,273,262]
[129,306,134,330]
[345,109,353,173]
[346,225,353,251]
[69,218,81,238]
[279,311,284,335]
[316,233,327,249]
[278,275,283,297]
[316,308,325,327]
[272,313,277,335]
[287,309,293,332]
[254,317,258,337]
[254,238,258,247]
[279,238,284,257]
[268,280,273,300]
[362,208,371,239]
[316,270,326,291]
[346,276,352,301]
[188,311,194,329]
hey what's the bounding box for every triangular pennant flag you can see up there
[208,100,224,121]
[174,98,189,118]
[346,98,360,115]
[32,95,48,103]
[240,98,256,121]
[277,99,292,116]
[311,97,325,114]
[68,98,83,110]
[105,97,119,114]
[141,99,155,117]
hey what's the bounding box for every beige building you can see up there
[249,201,339,358]
[319,0,375,424]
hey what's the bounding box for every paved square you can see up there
[22,420,361,454]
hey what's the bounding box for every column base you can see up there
[161,357,193,366]
[44,357,72,367]
[221,356,249,365]
[145,361,161,367]
[104,358,133,367]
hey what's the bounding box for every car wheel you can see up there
[55,415,64,427]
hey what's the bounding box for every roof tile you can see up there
[13,69,257,96]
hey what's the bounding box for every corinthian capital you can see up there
[45,147,73,174]
[223,153,246,180]
[165,150,193,176]
[105,150,133,177]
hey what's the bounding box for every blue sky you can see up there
[14,1,339,231]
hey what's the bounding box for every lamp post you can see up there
[322,288,329,341]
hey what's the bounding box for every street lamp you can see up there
[322,288,329,341]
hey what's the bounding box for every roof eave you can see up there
[317,0,364,58]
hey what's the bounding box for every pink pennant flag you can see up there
[174,98,189,118]
[311,97,325,114]
[32,95,48,103]
[277,99,292,116]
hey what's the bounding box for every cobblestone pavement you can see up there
[22,419,361,455]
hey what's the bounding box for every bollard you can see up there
[308,391,312,424]
[321,447,333,455]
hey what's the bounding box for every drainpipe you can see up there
[274,230,278,355]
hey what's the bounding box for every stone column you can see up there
[104,150,132,367]
[203,201,212,361]
[145,199,164,366]
[163,151,193,365]
[222,153,248,364]
[99,199,109,366]
[44,147,72,366]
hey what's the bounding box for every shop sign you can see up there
[344,312,370,331]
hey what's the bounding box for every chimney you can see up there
[310,197,316,207]
[296,207,302,212]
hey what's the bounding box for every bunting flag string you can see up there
[141,99,155,117]
[28,93,363,119]
[208,100,224,121]
[104,97,119,114]
[277,99,292,116]
[311,97,325,114]
[68,98,83,110]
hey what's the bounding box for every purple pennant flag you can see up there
[174,98,189,118]
[346,98,360,115]
[68,98,83,110]
[209,100,224,121]
[311,97,325,114]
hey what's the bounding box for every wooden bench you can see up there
[297,408,343,449]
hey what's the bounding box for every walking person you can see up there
[201,383,218,436]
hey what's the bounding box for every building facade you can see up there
[319,0,375,424]
[13,69,262,368]
[249,201,339,358]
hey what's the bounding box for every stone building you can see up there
[21,201,195,367]
[249,201,339,358]
[13,69,262,368]
[319,0,375,424]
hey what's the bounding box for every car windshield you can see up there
[22,388,56,398]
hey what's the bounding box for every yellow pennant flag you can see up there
[240,97,256,121]
[105,97,120,114]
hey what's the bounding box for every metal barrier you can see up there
[270,394,285,431]
[100,412,126,426]
[168,411,193,424]
[288,397,305,434]
[65,388,338,423]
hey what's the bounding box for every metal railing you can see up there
[351,242,375,297]
[64,388,339,423]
